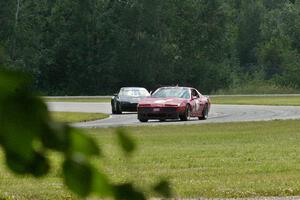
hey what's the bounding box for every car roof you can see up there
[120,87,147,90]
[157,86,193,90]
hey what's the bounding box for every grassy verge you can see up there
[2,120,300,199]
[51,112,109,123]
[211,95,300,106]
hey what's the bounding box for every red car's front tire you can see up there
[180,104,191,121]
[199,104,208,120]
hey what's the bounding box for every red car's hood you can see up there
[138,97,187,106]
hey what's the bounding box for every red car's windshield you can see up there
[152,88,190,99]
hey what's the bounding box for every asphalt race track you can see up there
[47,102,300,128]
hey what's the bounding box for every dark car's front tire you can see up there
[111,100,117,114]
[115,101,122,114]
[112,100,122,114]
[139,118,148,122]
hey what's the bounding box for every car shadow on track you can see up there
[111,112,137,115]
[145,118,200,123]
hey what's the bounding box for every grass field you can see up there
[45,95,300,106]
[211,95,300,106]
[51,112,109,123]
[1,120,300,199]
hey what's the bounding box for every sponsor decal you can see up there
[154,100,166,104]
[154,99,175,104]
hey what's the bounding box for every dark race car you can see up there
[137,86,211,122]
[111,87,150,114]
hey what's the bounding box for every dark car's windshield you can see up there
[119,88,150,97]
[152,87,190,99]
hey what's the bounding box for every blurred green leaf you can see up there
[0,70,50,176]
[69,128,100,156]
[29,152,50,177]
[5,150,32,174]
[63,157,92,197]
[113,183,146,200]
[0,92,49,160]
[5,150,49,176]
[153,179,172,198]
[116,129,135,155]
[41,122,70,152]
[91,167,113,197]
[0,70,31,96]
[0,70,164,199]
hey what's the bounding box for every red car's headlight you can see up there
[165,103,182,107]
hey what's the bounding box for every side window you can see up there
[191,89,199,98]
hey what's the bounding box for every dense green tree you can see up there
[259,1,300,88]
[237,0,264,72]
[0,0,299,94]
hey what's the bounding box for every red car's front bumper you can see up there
[137,106,185,120]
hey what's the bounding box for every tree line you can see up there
[0,0,299,95]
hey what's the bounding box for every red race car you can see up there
[137,86,211,122]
